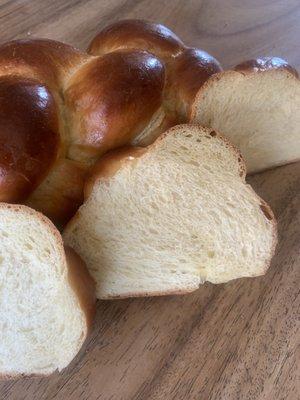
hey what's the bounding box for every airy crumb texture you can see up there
[0,204,89,377]
[63,125,277,299]
[191,70,300,173]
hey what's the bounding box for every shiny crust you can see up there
[0,24,296,228]
[0,20,222,224]
[167,48,222,117]
[234,56,299,77]
[65,50,165,160]
[0,76,60,202]
[0,39,87,223]
[88,19,185,59]
[25,158,87,225]
[88,20,222,120]
[0,39,87,88]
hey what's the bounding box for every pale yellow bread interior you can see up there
[63,125,277,299]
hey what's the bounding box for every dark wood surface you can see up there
[0,1,299,399]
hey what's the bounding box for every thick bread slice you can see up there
[63,125,277,299]
[0,204,96,377]
[190,64,300,173]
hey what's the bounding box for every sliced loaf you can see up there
[190,57,300,173]
[63,125,277,299]
[0,204,95,377]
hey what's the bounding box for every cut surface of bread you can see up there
[63,125,277,299]
[0,204,95,377]
[191,69,300,173]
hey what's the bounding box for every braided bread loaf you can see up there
[0,19,221,223]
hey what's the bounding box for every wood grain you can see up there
[0,1,299,399]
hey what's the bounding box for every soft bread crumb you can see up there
[63,125,277,299]
[0,204,90,376]
[191,70,300,173]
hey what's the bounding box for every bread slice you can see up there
[0,204,95,377]
[63,125,277,299]
[190,65,300,173]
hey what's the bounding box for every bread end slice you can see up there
[64,124,277,299]
[190,62,300,173]
[0,204,96,377]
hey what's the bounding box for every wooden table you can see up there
[0,1,299,399]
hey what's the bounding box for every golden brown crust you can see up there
[65,50,165,160]
[64,246,96,330]
[131,108,179,146]
[0,76,60,203]
[88,20,222,122]
[0,21,221,225]
[88,19,185,60]
[234,56,299,78]
[0,39,87,88]
[168,48,222,117]
[0,39,87,223]
[25,158,87,226]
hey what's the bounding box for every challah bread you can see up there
[191,57,300,173]
[63,124,277,299]
[0,203,95,376]
[0,39,88,223]
[89,19,222,132]
[0,20,221,224]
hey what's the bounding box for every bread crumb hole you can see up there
[210,131,217,137]
[149,228,159,235]
[196,139,201,143]
[185,134,192,138]
[242,247,247,257]
[207,251,215,258]
[25,243,33,250]
[150,202,159,210]
[190,161,199,167]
